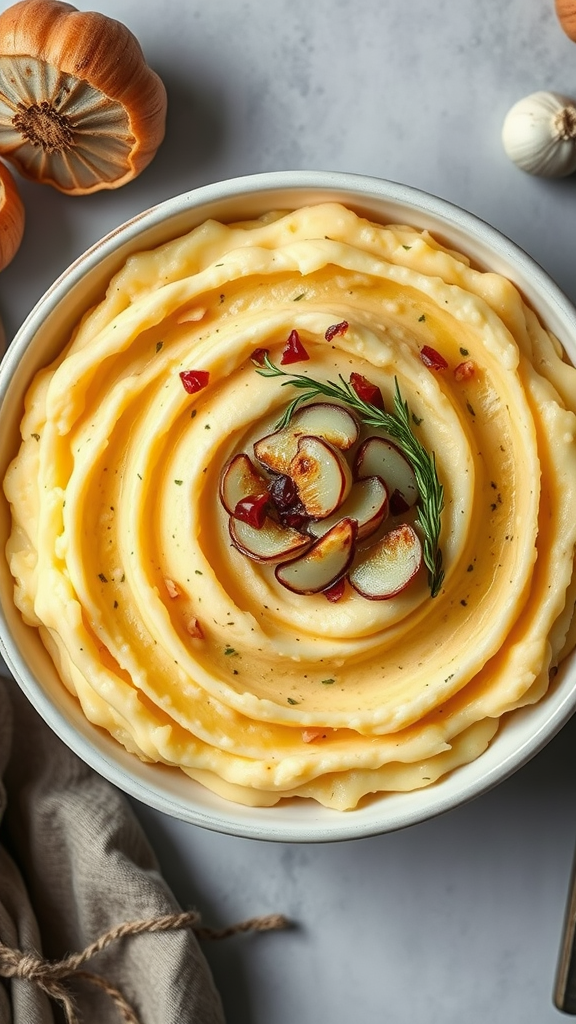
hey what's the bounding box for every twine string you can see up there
[0,910,289,1024]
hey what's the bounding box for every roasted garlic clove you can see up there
[0,0,167,195]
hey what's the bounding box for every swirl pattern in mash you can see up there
[4,203,576,809]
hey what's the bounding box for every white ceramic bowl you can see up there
[1,170,576,843]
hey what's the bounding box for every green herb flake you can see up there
[98,573,108,583]
[31,433,40,441]
[412,413,423,426]
[224,646,238,656]
[466,401,476,417]
[155,341,164,353]
[418,314,426,322]
[459,347,469,356]
[287,697,299,705]
[137,472,143,480]
[293,292,306,301]
[402,245,412,250]
[204,424,211,430]
[174,479,183,486]
[321,678,335,685]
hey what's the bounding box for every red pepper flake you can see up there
[349,372,384,409]
[281,329,310,365]
[179,369,210,393]
[325,320,349,342]
[268,474,301,512]
[454,359,476,382]
[267,476,309,529]
[323,577,346,602]
[420,346,448,371]
[251,348,269,366]
[233,493,269,529]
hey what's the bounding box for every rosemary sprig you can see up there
[254,352,445,597]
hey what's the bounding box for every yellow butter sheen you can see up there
[4,203,576,809]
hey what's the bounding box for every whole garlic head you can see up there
[0,0,167,195]
[502,91,576,178]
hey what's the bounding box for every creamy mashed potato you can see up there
[4,202,576,810]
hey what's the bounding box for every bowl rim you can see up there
[1,168,576,843]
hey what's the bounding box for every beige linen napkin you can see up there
[0,674,226,1024]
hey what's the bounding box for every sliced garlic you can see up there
[502,91,576,178]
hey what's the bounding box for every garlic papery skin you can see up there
[502,91,576,178]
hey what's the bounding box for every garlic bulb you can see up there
[502,91,576,178]
[0,159,24,270]
[0,0,167,195]
[555,0,576,42]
